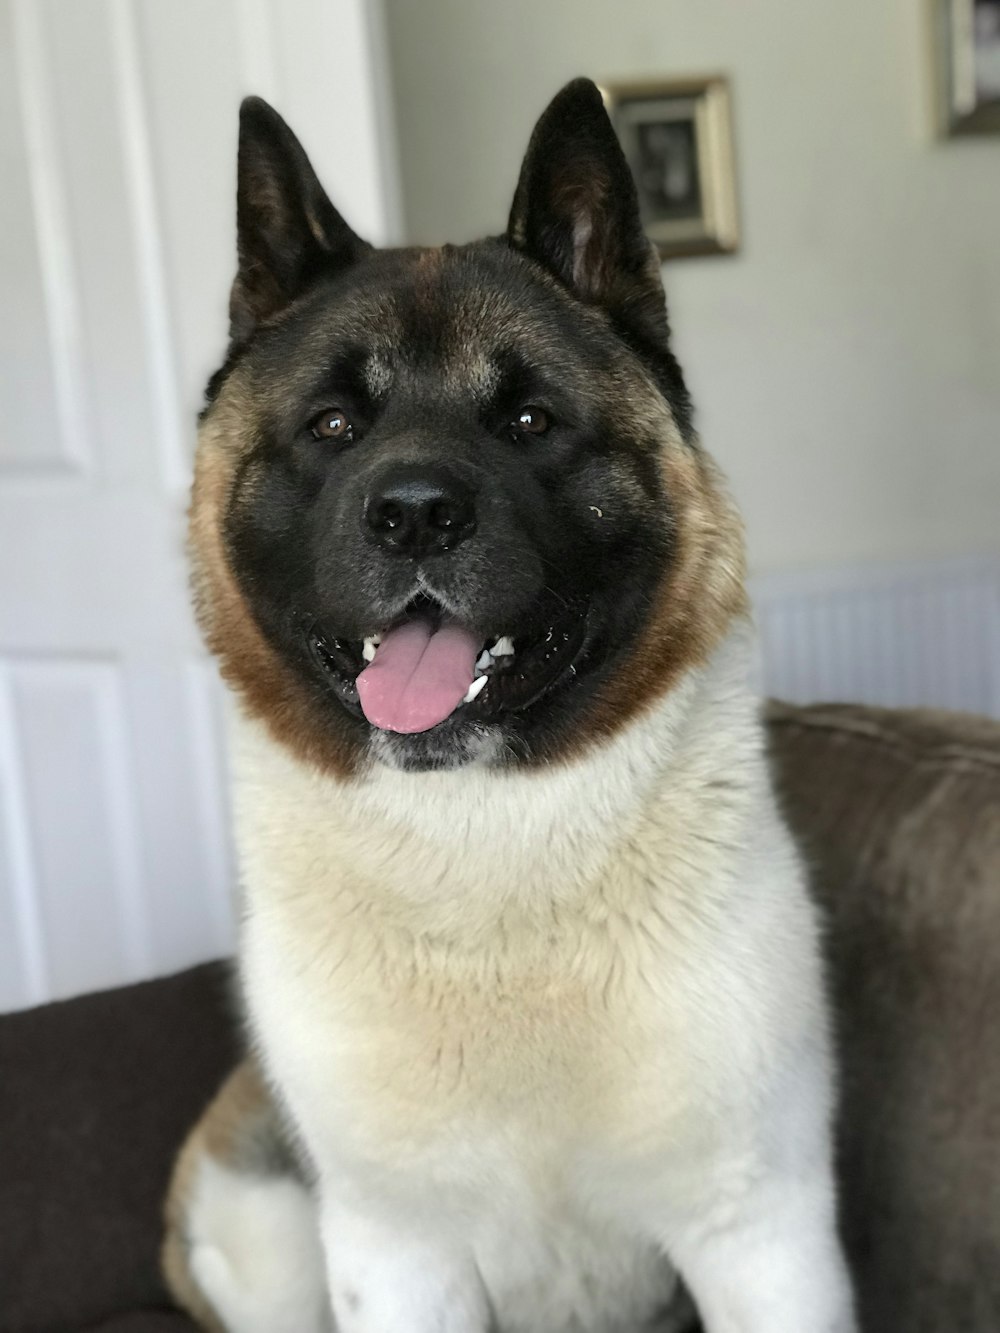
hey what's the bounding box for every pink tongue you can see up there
[356,620,480,733]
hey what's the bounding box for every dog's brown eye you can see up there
[514,406,550,436]
[310,408,353,441]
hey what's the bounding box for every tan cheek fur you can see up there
[578,406,749,750]
[188,397,361,779]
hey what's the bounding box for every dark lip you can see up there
[305,597,589,728]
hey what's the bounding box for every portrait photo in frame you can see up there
[600,76,740,259]
[933,0,1000,135]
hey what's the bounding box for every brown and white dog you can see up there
[163,79,857,1333]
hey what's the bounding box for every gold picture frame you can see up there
[600,76,740,259]
[932,0,1000,136]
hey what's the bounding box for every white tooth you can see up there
[362,637,378,662]
[462,675,488,704]
[492,635,514,657]
[476,649,493,672]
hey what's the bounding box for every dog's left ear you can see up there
[507,79,670,353]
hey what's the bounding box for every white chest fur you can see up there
[232,630,826,1226]
[226,630,854,1331]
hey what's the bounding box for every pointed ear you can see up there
[507,78,673,360]
[230,97,371,344]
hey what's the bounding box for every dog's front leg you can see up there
[320,1196,492,1333]
[666,1170,856,1333]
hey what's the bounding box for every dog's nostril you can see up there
[373,500,404,531]
[430,499,471,532]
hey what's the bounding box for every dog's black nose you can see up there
[364,466,477,555]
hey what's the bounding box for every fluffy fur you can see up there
[164,79,856,1332]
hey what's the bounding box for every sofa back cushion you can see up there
[769,702,1000,1333]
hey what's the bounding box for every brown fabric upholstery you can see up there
[0,702,997,1331]
[0,963,237,1332]
[767,702,1000,1333]
[81,1318,196,1333]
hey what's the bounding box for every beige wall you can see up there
[384,0,1000,574]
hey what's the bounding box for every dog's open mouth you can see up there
[307,597,587,734]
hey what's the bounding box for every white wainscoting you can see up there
[751,555,1000,718]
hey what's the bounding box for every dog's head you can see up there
[191,79,746,774]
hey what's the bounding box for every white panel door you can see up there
[0,0,398,1011]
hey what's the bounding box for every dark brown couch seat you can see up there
[1,703,998,1332]
[0,964,238,1332]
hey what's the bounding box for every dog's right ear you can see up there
[230,97,371,344]
[506,79,692,438]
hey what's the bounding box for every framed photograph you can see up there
[933,0,1000,135]
[600,76,739,259]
